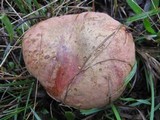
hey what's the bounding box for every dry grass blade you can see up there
[0,0,58,32]
[0,34,24,67]
[119,105,147,120]
[137,48,160,79]
[0,75,32,80]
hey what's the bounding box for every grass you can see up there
[0,0,160,120]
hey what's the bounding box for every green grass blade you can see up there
[143,18,156,34]
[124,60,137,85]
[26,0,32,6]
[23,82,34,119]
[80,108,104,115]
[126,0,142,14]
[127,0,156,34]
[120,97,135,102]
[2,44,11,59]
[130,100,151,107]
[30,107,42,120]
[133,99,150,105]
[0,80,32,87]
[127,8,160,23]
[25,0,32,12]
[0,13,14,41]
[111,104,121,120]
[0,114,14,120]
[33,0,41,9]
[120,97,151,106]
[151,0,160,9]
[144,69,155,120]
[154,103,160,112]
[65,111,75,120]
[14,0,27,13]
[1,107,26,120]
[149,74,155,120]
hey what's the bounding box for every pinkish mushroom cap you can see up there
[22,12,135,109]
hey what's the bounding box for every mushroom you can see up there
[22,12,135,109]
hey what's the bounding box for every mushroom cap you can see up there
[22,12,135,109]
